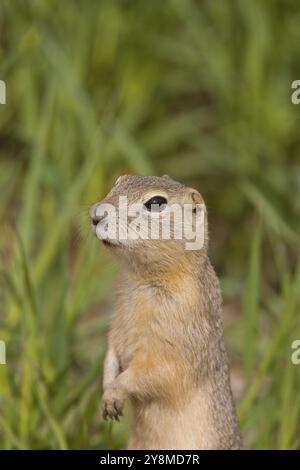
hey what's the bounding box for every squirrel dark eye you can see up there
[144,196,168,212]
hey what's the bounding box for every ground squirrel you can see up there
[90,174,242,450]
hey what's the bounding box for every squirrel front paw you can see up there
[102,387,124,421]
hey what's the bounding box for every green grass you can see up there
[0,0,300,449]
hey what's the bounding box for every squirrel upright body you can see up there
[90,174,242,450]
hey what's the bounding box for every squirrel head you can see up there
[90,174,208,271]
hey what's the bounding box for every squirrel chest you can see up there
[110,274,205,376]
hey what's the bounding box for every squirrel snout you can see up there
[90,203,106,227]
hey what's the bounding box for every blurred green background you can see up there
[1,0,300,450]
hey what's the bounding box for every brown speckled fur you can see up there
[91,174,242,450]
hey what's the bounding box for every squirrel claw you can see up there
[102,391,124,421]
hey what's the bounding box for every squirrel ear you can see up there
[188,188,204,205]
[188,190,206,217]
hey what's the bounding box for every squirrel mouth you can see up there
[102,239,113,246]
[92,223,120,247]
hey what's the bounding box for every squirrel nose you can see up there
[90,203,106,227]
